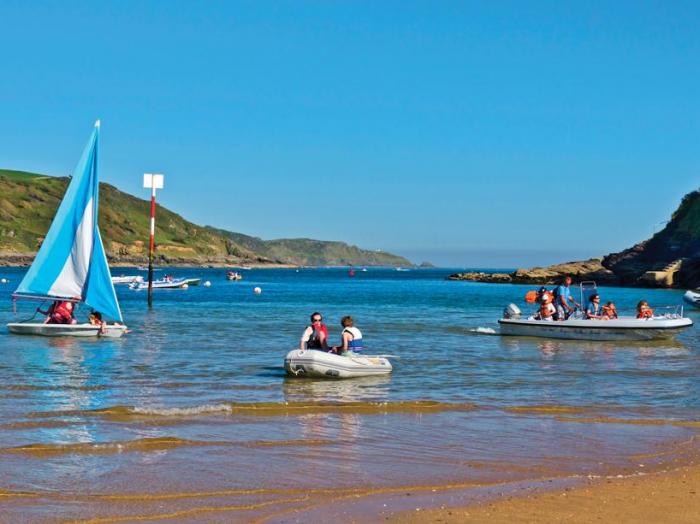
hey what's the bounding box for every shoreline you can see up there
[387,461,700,523]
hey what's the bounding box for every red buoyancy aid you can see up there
[637,308,653,319]
[307,324,328,349]
[49,301,74,324]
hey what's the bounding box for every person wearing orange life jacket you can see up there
[537,294,556,321]
[300,312,329,350]
[636,300,653,319]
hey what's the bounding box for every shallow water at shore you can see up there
[0,267,699,521]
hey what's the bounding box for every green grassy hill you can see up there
[0,169,412,267]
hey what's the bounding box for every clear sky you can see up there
[1,1,698,267]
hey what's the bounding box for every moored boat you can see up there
[683,290,700,309]
[284,349,393,378]
[129,277,201,290]
[226,271,243,281]
[7,121,127,338]
[111,275,144,285]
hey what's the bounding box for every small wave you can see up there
[555,416,700,428]
[30,401,478,420]
[1,437,206,457]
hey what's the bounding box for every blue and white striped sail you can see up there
[14,121,123,321]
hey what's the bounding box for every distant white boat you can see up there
[284,349,393,378]
[129,277,201,290]
[683,290,700,308]
[111,275,143,285]
[7,121,127,338]
[395,267,411,272]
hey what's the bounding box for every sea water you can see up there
[0,267,699,521]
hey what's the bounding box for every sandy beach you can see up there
[390,463,700,523]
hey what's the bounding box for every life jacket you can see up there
[602,306,618,319]
[637,308,653,319]
[306,324,328,349]
[539,302,554,319]
[49,301,73,324]
[342,327,364,351]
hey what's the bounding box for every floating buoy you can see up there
[203,281,211,287]
[254,286,262,295]
[0,278,7,284]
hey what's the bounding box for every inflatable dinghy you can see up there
[284,349,393,378]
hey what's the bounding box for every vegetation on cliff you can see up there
[0,169,411,267]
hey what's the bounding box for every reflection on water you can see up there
[0,268,699,521]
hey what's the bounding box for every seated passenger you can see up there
[88,311,107,333]
[332,315,364,355]
[536,294,556,321]
[300,312,328,350]
[602,301,618,319]
[43,300,77,325]
[585,294,605,320]
[637,300,653,319]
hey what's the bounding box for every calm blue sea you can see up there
[0,267,699,521]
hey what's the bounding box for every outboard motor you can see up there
[503,303,522,319]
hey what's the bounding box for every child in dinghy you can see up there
[332,315,364,355]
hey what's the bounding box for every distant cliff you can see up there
[0,169,412,267]
[449,188,700,289]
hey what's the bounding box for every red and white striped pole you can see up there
[143,174,164,308]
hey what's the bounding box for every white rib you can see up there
[48,198,94,298]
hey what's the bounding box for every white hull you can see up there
[7,323,128,338]
[111,275,143,284]
[683,290,700,309]
[284,349,392,378]
[130,278,201,290]
[499,316,692,341]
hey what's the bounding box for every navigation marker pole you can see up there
[143,173,164,307]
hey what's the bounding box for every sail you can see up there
[15,122,123,321]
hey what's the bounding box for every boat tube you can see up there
[284,349,393,378]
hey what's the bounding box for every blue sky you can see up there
[1,1,698,266]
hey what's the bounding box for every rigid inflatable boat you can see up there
[284,349,393,378]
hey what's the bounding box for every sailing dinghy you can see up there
[7,121,127,338]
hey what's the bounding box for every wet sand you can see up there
[390,463,700,524]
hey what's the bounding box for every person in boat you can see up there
[332,315,364,355]
[88,311,107,333]
[585,293,605,320]
[42,300,77,325]
[536,293,556,321]
[602,301,618,319]
[637,300,653,319]
[300,312,329,350]
[554,276,580,321]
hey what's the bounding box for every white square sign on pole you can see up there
[143,173,164,189]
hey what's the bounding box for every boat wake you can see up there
[468,326,498,335]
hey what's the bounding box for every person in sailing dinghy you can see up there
[41,300,77,325]
[300,312,329,350]
[332,315,364,355]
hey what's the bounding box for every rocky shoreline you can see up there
[448,258,620,286]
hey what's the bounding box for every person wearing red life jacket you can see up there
[300,312,328,350]
[636,300,653,319]
[43,300,77,325]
